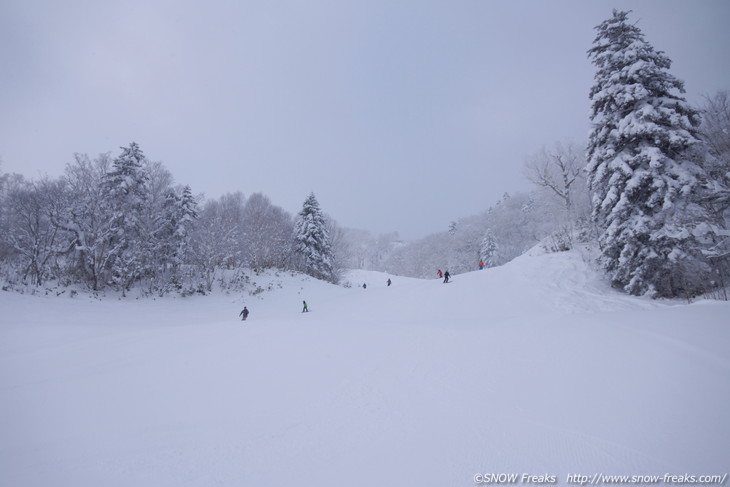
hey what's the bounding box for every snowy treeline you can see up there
[1,10,728,301]
[341,182,590,280]
[335,140,592,279]
[0,144,339,294]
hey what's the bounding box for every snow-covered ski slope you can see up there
[1,249,728,487]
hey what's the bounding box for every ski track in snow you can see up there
[1,249,729,487]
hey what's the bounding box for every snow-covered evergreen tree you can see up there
[293,192,335,282]
[448,221,458,236]
[480,229,499,267]
[157,189,181,261]
[156,185,198,269]
[102,142,151,290]
[104,143,149,211]
[587,10,717,298]
[175,185,199,263]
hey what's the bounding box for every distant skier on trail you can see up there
[443,271,451,284]
[479,260,485,270]
[387,278,391,286]
[437,269,443,279]
[302,300,309,313]
[239,306,249,321]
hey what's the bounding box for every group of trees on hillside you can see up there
[346,10,729,300]
[346,187,581,279]
[1,10,728,300]
[0,145,339,295]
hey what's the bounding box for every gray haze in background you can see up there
[1,1,728,239]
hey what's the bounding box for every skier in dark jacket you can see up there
[443,271,451,283]
[239,306,249,321]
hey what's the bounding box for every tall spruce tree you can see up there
[176,185,199,263]
[586,10,717,298]
[156,185,198,268]
[480,229,499,267]
[293,192,335,282]
[102,142,151,290]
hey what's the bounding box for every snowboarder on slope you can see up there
[387,278,392,286]
[479,260,485,270]
[239,306,249,321]
[443,271,451,284]
[302,300,309,313]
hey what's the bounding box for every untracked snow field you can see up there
[1,250,729,486]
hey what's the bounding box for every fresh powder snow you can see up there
[1,248,728,486]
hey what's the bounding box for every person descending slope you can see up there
[443,271,451,284]
[302,300,309,313]
[239,306,249,321]
[437,269,443,279]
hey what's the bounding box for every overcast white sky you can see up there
[1,1,729,239]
